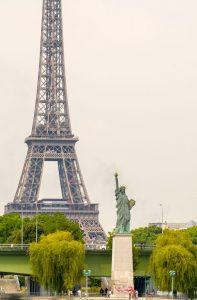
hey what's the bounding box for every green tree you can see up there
[4,213,83,244]
[149,230,197,293]
[106,230,115,250]
[187,226,197,245]
[29,231,85,293]
[36,213,83,242]
[0,214,22,243]
[131,226,162,246]
[7,217,44,244]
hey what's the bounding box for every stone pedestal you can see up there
[111,233,134,296]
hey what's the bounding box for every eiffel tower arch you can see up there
[4,0,106,247]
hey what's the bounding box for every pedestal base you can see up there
[111,233,134,297]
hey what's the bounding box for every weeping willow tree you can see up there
[149,230,197,293]
[29,231,85,294]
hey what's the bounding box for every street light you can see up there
[83,269,91,299]
[169,270,176,298]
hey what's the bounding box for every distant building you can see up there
[149,220,196,230]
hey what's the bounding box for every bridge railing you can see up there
[0,244,30,251]
[0,243,155,252]
[134,244,155,249]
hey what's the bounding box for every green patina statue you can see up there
[114,173,136,234]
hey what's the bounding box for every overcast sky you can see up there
[0,0,196,233]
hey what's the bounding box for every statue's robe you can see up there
[115,188,130,233]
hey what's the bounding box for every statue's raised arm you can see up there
[114,172,119,191]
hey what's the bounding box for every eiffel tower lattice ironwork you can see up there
[5,0,106,247]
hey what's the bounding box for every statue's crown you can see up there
[120,185,126,189]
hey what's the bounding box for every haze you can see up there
[0,0,196,233]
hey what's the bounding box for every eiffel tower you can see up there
[4,0,106,247]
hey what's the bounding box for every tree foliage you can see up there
[0,214,22,243]
[149,230,197,293]
[106,230,115,250]
[131,226,162,245]
[29,231,85,293]
[0,213,83,244]
[187,226,197,245]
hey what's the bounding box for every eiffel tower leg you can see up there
[58,159,72,200]
[75,155,90,204]
[58,156,84,204]
[64,158,84,204]
[14,147,44,203]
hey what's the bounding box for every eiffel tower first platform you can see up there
[4,0,106,248]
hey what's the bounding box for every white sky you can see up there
[0,0,196,234]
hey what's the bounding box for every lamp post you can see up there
[83,269,91,299]
[160,204,164,233]
[169,270,176,298]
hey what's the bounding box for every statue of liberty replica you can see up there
[111,173,136,296]
[115,172,135,233]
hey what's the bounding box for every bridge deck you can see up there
[0,247,151,276]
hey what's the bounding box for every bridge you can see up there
[0,244,153,276]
